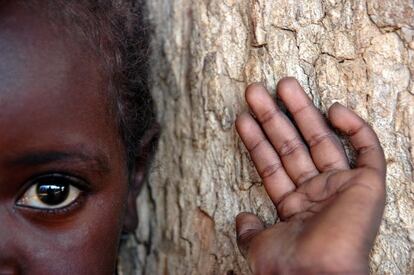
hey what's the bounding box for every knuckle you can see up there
[258,108,279,125]
[319,159,346,171]
[249,138,267,153]
[347,123,366,137]
[356,144,382,155]
[278,136,305,157]
[291,102,313,116]
[308,132,333,148]
[295,170,318,185]
[259,162,282,179]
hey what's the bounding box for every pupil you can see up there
[36,180,69,206]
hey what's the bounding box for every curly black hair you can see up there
[21,0,158,173]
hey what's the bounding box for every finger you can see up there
[236,112,296,204]
[236,212,265,257]
[328,103,386,175]
[245,83,318,185]
[277,77,349,171]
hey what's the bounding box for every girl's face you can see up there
[0,3,132,274]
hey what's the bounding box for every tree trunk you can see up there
[119,0,414,274]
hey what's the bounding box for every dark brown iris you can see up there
[36,178,69,206]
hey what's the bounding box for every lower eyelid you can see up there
[16,193,87,218]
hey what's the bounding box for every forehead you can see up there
[0,2,119,161]
[0,1,102,105]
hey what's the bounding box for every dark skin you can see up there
[0,2,386,275]
[0,3,146,274]
[235,81,386,274]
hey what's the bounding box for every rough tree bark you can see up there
[118,0,414,274]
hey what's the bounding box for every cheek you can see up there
[18,184,128,274]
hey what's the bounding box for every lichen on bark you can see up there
[118,0,414,274]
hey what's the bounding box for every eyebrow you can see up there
[8,149,111,173]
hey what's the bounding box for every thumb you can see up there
[236,212,265,257]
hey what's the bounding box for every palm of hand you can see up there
[235,79,386,275]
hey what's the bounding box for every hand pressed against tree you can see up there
[235,78,386,274]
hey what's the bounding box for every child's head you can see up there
[0,0,157,273]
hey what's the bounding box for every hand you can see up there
[235,78,386,275]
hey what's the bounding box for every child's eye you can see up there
[16,174,84,210]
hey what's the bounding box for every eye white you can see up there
[17,182,81,210]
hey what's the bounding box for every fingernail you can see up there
[332,101,345,108]
[249,81,269,90]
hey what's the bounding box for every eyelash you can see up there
[16,172,91,216]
